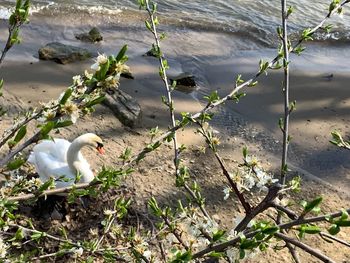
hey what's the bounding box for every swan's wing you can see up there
[51,138,71,162]
[33,151,75,186]
[28,138,71,163]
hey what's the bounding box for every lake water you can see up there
[1,0,350,47]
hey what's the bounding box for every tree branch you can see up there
[275,232,336,263]
[192,208,350,259]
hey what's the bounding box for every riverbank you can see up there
[1,8,350,261]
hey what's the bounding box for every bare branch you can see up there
[5,182,94,202]
[285,241,301,263]
[320,232,350,248]
[275,232,336,263]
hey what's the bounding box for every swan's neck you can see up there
[67,140,88,173]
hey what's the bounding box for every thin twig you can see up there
[272,202,298,220]
[280,0,290,185]
[319,232,350,248]
[144,0,180,176]
[143,0,212,221]
[0,109,44,149]
[195,122,251,213]
[93,214,116,252]
[5,182,94,201]
[161,214,189,250]
[285,241,301,263]
[10,223,79,247]
[31,250,74,261]
[275,232,336,263]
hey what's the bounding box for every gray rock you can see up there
[121,71,135,80]
[38,42,93,64]
[143,49,158,57]
[103,89,141,128]
[169,73,197,93]
[75,27,103,43]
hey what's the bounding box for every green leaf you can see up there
[262,226,279,235]
[54,120,73,128]
[203,91,220,103]
[303,196,323,214]
[240,239,259,249]
[14,227,24,241]
[116,45,128,63]
[243,146,248,159]
[145,20,152,32]
[340,209,349,220]
[7,157,26,170]
[16,0,22,10]
[14,125,27,144]
[208,252,224,258]
[85,96,106,108]
[239,249,246,259]
[328,224,340,235]
[38,177,55,192]
[298,225,321,234]
[31,232,44,241]
[59,88,73,105]
[97,58,110,80]
[212,229,226,242]
[335,220,350,227]
[40,121,55,137]
[0,79,3,96]
[148,197,162,217]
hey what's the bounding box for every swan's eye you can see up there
[96,142,105,154]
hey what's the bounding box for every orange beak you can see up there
[97,146,105,154]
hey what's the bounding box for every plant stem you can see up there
[280,0,290,185]
[144,0,180,176]
[143,0,212,220]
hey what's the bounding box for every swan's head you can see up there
[76,133,105,154]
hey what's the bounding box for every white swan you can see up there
[28,133,104,188]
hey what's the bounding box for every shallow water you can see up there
[1,0,350,46]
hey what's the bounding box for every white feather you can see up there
[28,134,102,189]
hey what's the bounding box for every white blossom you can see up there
[61,102,80,124]
[91,53,108,71]
[72,75,83,86]
[226,247,240,261]
[84,70,93,80]
[223,187,231,200]
[143,250,152,260]
[0,237,8,258]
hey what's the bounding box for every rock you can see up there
[121,71,135,80]
[75,27,103,43]
[143,49,158,57]
[169,73,197,94]
[38,42,93,64]
[103,89,141,128]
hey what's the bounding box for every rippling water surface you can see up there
[1,0,350,46]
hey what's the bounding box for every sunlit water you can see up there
[1,0,350,46]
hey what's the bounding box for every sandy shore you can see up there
[1,37,350,193]
[1,12,350,262]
